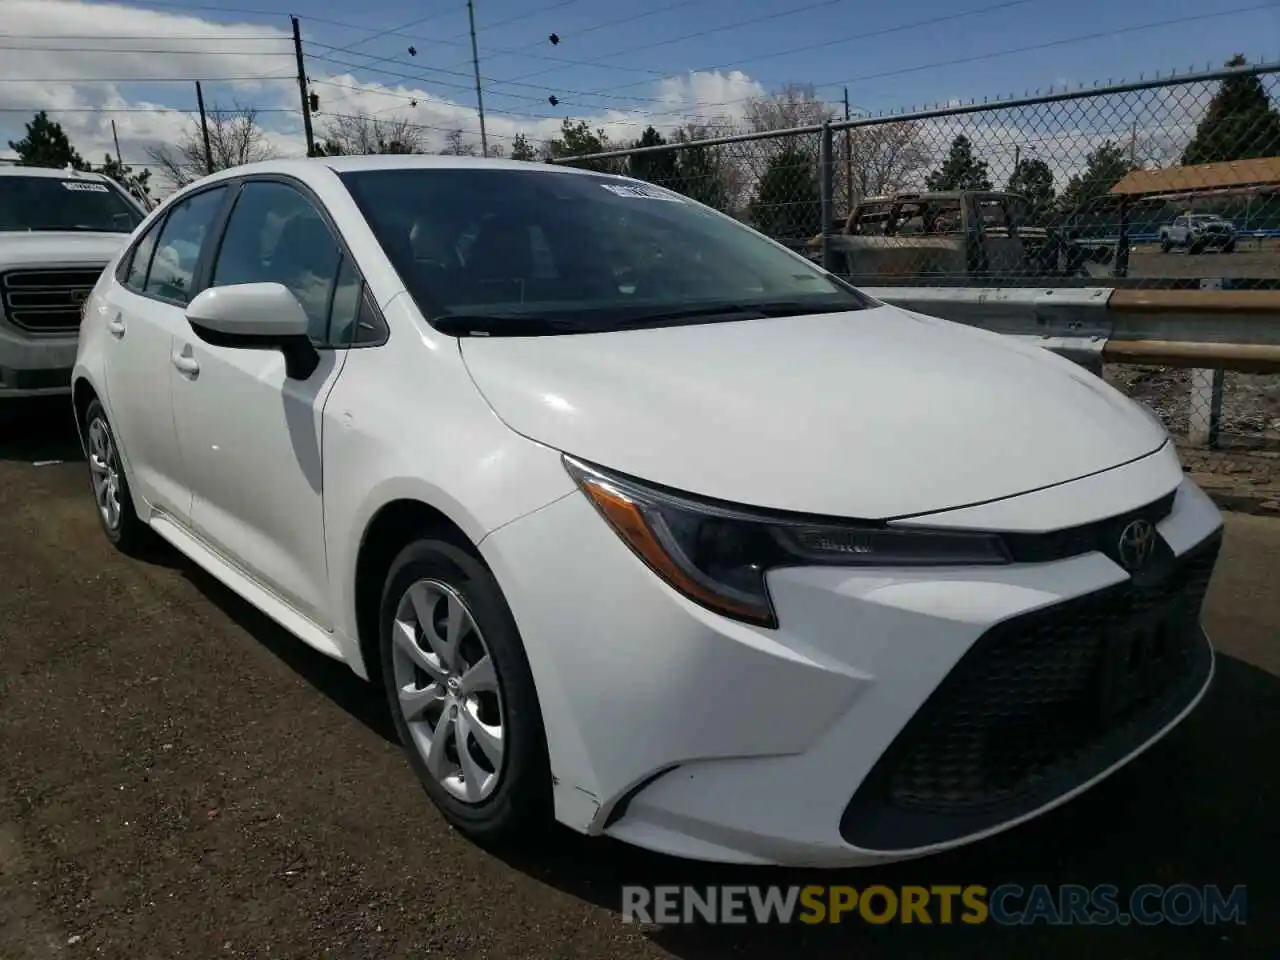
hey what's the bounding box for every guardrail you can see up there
[864,286,1280,446]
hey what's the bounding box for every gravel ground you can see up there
[1,401,1278,959]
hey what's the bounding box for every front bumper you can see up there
[480,450,1224,867]
[0,323,77,398]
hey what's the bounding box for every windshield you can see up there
[340,167,873,334]
[0,175,144,233]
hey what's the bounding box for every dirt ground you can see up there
[1,401,1278,959]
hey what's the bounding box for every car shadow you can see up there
[139,541,398,745]
[0,396,85,463]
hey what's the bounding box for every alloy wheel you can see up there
[87,416,122,532]
[390,579,505,803]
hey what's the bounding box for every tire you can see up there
[81,398,149,554]
[1223,240,1236,254]
[1160,237,1171,253]
[378,536,552,847]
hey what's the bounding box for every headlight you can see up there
[563,456,1010,628]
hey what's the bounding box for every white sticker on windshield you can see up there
[60,181,110,193]
[600,183,684,202]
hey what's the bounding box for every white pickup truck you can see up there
[1158,213,1237,253]
[1,166,146,399]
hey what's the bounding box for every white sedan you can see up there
[72,155,1224,867]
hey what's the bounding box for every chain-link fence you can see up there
[551,62,1280,458]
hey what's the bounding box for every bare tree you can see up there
[835,121,932,210]
[316,113,427,156]
[439,128,477,156]
[146,104,278,188]
[742,83,836,134]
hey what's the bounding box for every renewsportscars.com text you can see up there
[621,883,1248,926]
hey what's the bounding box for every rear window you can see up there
[0,175,144,233]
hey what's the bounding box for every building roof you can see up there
[1109,155,1280,197]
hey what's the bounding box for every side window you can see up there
[328,254,362,346]
[210,181,342,344]
[123,218,162,291]
[145,186,227,304]
[328,253,389,347]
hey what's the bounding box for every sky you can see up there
[0,0,1276,190]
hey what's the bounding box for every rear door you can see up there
[102,184,230,523]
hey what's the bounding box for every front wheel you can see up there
[81,398,149,553]
[1160,237,1172,253]
[1222,240,1236,254]
[378,536,552,847]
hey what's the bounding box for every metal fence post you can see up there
[1188,368,1225,448]
[819,121,834,273]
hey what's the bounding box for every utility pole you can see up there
[842,87,852,212]
[292,16,317,157]
[194,81,214,175]
[110,119,122,167]
[466,0,488,156]
[1128,120,1137,167]
[1014,144,1021,172]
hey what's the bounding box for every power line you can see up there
[0,105,300,114]
[561,2,1277,118]
[0,44,295,55]
[0,73,296,83]
[559,0,1039,98]
[496,0,859,85]
[306,49,680,106]
[0,33,292,41]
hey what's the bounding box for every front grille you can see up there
[840,529,1221,851]
[0,268,103,332]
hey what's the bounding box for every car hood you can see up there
[459,304,1166,519]
[0,231,129,267]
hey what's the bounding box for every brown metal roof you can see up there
[1109,155,1280,196]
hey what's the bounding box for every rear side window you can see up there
[145,186,227,305]
[123,219,161,291]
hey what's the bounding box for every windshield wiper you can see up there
[432,313,578,337]
[607,300,856,330]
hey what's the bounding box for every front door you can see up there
[170,179,359,630]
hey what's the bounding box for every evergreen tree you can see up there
[509,132,537,161]
[669,127,732,210]
[8,111,87,170]
[748,145,820,241]
[547,119,622,173]
[628,126,679,187]
[1006,157,1055,223]
[925,135,992,191]
[1059,139,1132,210]
[94,154,152,204]
[1182,55,1280,166]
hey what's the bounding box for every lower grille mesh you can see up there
[841,529,1221,849]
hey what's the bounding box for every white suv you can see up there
[0,166,145,399]
[72,156,1224,867]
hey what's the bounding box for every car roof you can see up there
[178,154,629,196]
[0,164,111,181]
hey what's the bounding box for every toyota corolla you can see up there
[71,156,1223,867]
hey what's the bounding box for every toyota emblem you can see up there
[1116,519,1156,572]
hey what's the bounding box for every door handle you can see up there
[172,351,200,377]
[107,314,126,338]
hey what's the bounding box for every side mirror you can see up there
[185,282,319,380]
